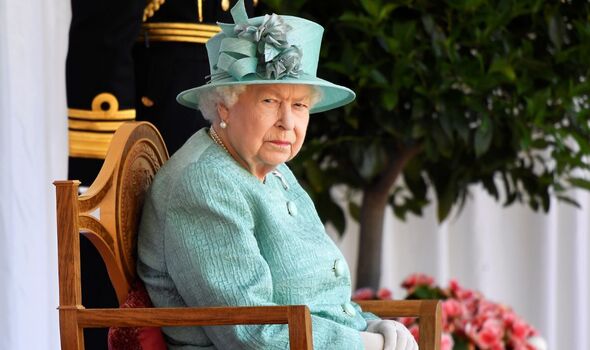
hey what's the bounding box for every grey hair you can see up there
[309,86,323,108]
[198,85,247,122]
[197,84,324,122]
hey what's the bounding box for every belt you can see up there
[68,93,135,159]
[138,22,221,45]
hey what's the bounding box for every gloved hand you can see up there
[365,319,418,350]
[360,331,384,350]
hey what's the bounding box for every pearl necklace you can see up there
[209,126,229,154]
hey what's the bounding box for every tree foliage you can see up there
[262,0,590,230]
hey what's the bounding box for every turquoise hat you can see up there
[176,0,355,114]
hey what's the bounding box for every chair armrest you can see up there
[357,300,441,350]
[70,305,313,350]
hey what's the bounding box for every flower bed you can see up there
[353,274,546,350]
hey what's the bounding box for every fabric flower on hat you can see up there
[265,46,302,79]
[235,13,292,62]
[218,5,302,81]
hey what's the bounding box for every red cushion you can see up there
[107,282,167,350]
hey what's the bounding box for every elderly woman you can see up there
[137,1,417,349]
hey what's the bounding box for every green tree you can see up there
[261,0,590,289]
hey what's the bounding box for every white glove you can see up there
[360,331,385,350]
[365,319,418,350]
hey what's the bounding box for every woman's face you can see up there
[217,84,312,180]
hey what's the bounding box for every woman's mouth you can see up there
[269,140,291,147]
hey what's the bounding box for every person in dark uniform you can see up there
[135,0,255,154]
[65,1,258,348]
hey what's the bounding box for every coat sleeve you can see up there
[163,164,365,349]
[351,301,380,324]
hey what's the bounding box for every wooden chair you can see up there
[54,121,441,350]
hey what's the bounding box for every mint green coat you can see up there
[137,129,375,349]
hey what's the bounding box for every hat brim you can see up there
[176,73,356,114]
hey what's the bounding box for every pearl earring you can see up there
[220,121,227,129]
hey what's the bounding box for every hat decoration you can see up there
[210,1,303,82]
[176,0,356,114]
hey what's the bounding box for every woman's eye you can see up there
[294,102,309,109]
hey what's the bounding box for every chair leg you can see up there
[55,181,85,350]
[287,305,313,350]
[59,308,84,350]
[418,300,442,350]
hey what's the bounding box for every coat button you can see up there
[287,201,297,216]
[333,259,346,277]
[342,303,357,317]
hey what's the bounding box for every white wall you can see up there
[0,0,70,348]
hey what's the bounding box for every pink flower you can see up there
[352,287,393,301]
[449,279,479,301]
[441,299,463,331]
[442,299,463,318]
[476,319,504,349]
[376,287,393,300]
[352,287,375,300]
[401,273,435,291]
[449,279,462,294]
[409,324,420,341]
[440,332,454,350]
[511,317,534,340]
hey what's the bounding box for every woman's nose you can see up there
[277,104,295,130]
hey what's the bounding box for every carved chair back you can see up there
[55,121,169,305]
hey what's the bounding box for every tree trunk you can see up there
[355,145,423,290]
[356,186,389,289]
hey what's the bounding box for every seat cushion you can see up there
[107,281,167,350]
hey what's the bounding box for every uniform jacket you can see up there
[137,129,376,349]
